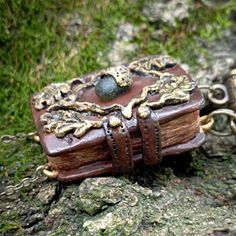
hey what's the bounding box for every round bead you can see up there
[95,75,125,101]
[137,106,150,119]
[108,116,122,127]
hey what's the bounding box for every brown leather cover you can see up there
[103,120,134,175]
[30,63,206,181]
[137,110,162,165]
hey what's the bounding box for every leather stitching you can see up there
[138,110,162,165]
[103,121,133,175]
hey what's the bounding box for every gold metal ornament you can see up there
[108,116,122,127]
[33,83,72,110]
[33,55,195,139]
[40,110,103,138]
[101,65,132,88]
[129,55,176,76]
[137,106,151,119]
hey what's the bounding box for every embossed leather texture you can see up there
[31,55,205,182]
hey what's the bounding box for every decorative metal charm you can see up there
[41,110,103,138]
[33,83,72,110]
[33,55,196,138]
[108,116,122,128]
[137,106,151,119]
[129,55,176,76]
[101,65,132,88]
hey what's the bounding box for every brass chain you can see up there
[0,131,48,197]
[0,165,47,197]
[0,131,38,143]
[199,77,236,136]
[198,83,229,106]
[200,109,236,136]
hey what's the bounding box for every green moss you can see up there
[0,211,22,235]
[137,2,234,67]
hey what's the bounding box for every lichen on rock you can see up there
[80,177,158,235]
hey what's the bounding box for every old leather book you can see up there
[31,55,205,182]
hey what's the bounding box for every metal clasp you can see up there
[42,165,59,179]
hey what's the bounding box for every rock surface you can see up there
[98,22,138,66]
[201,0,231,9]
[185,30,236,85]
[0,133,235,235]
[143,0,192,26]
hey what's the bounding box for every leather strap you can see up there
[103,120,134,175]
[137,110,162,165]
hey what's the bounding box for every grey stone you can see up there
[151,29,165,40]
[116,22,139,42]
[143,0,192,26]
[184,30,236,85]
[81,178,147,235]
[79,177,126,215]
[107,41,138,66]
[201,0,231,9]
[35,181,58,205]
[98,23,138,66]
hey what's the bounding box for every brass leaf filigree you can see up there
[34,55,195,138]
[41,110,103,138]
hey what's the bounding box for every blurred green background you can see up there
[0,0,235,184]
